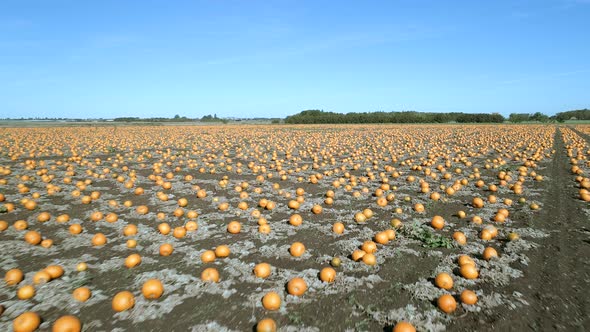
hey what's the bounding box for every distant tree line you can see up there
[284,110,505,124]
[113,115,194,122]
[508,112,550,123]
[200,114,227,123]
[507,109,590,123]
[113,114,230,123]
[554,109,590,121]
[5,108,589,124]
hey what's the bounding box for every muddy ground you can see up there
[0,124,588,331]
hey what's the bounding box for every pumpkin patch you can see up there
[0,124,588,330]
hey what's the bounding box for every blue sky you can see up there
[0,0,588,119]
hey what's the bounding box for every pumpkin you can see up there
[52,315,82,332]
[362,253,377,265]
[289,214,303,226]
[159,243,174,256]
[44,265,64,279]
[351,249,366,262]
[460,265,479,279]
[5,268,24,285]
[201,250,216,263]
[254,263,272,278]
[214,245,230,258]
[33,270,51,284]
[361,241,377,254]
[287,277,307,296]
[482,247,499,260]
[142,279,164,299]
[452,232,466,245]
[374,231,389,245]
[172,226,186,238]
[437,294,457,313]
[69,224,83,235]
[158,223,171,235]
[319,267,336,282]
[261,291,281,310]
[289,242,305,257]
[434,272,453,290]
[393,321,416,332]
[256,318,277,332]
[112,291,135,312]
[227,221,241,234]
[430,216,445,230]
[13,312,41,332]
[460,289,478,305]
[72,287,91,302]
[201,268,220,282]
[332,222,345,234]
[125,254,142,268]
[385,229,396,240]
[123,224,137,236]
[17,285,35,300]
[91,233,107,246]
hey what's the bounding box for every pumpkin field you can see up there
[0,124,589,332]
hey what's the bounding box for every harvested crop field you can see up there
[0,124,589,331]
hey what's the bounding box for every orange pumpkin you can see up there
[319,267,336,282]
[72,287,91,302]
[142,279,164,299]
[452,232,466,245]
[33,270,51,284]
[201,250,216,263]
[393,321,416,332]
[69,224,83,235]
[460,265,479,279]
[437,294,457,313]
[91,233,107,246]
[158,223,171,235]
[52,315,82,332]
[24,231,42,245]
[460,289,478,305]
[261,291,281,310]
[254,263,272,278]
[289,242,306,257]
[430,216,445,230]
[374,231,389,245]
[17,285,35,300]
[287,277,308,296]
[125,254,142,268]
[434,272,453,290]
[289,214,303,226]
[362,253,377,265]
[256,318,277,332]
[13,312,41,332]
[201,268,220,282]
[123,224,137,236]
[227,221,242,234]
[112,291,135,312]
[332,222,345,234]
[44,265,64,279]
[483,247,499,260]
[361,240,377,254]
[172,226,186,238]
[159,243,174,256]
[12,220,29,231]
[215,245,231,258]
[5,268,24,285]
